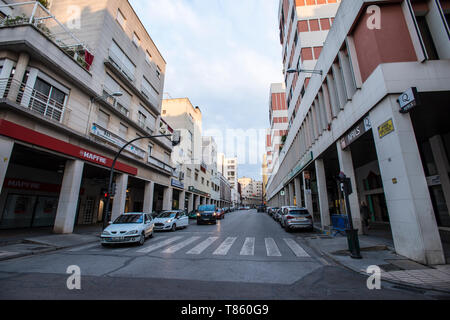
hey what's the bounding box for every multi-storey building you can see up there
[217,153,239,190]
[266,83,289,177]
[239,177,263,206]
[267,0,450,265]
[0,0,175,232]
[162,98,218,211]
[202,136,220,206]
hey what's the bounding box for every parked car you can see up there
[216,208,225,220]
[273,208,283,222]
[280,207,314,232]
[197,204,218,225]
[153,210,189,232]
[268,207,279,217]
[101,212,154,246]
[188,210,198,219]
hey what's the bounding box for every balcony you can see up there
[0,1,93,71]
[107,49,135,83]
[1,78,66,123]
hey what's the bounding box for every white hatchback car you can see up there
[101,212,154,246]
[153,210,189,231]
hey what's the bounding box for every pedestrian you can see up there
[360,201,371,235]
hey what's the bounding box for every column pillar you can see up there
[111,173,128,222]
[7,53,30,101]
[54,160,84,234]
[429,135,450,218]
[162,186,173,211]
[0,137,14,196]
[195,195,200,210]
[188,193,194,212]
[303,171,313,216]
[289,182,295,206]
[369,96,445,265]
[143,181,154,213]
[179,190,186,211]
[294,176,302,207]
[336,141,362,233]
[315,159,331,230]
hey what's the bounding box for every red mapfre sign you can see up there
[0,119,137,175]
[3,178,61,193]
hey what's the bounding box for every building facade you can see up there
[267,0,450,265]
[0,0,176,233]
[239,177,263,206]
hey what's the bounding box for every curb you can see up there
[311,242,450,295]
[0,239,99,262]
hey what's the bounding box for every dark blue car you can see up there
[197,205,218,225]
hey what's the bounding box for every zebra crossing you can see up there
[69,235,312,259]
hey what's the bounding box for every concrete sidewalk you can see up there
[305,233,450,293]
[0,225,102,261]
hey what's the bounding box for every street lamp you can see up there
[286,68,323,76]
[102,131,181,230]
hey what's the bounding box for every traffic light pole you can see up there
[338,172,362,260]
[102,134,176,230]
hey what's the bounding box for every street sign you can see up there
[340,116,372,149]
[378,119,395,139]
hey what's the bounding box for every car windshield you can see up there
[198,205,216,212]
[289,210,309,216]
[158,212,177,218]
[113,214,143,224]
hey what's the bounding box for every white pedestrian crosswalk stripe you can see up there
[162,236,201,254]
[265,238,281,257]
[213,237,237,256]
[283,238,310,257]
[136,236,184,253]
[186,237,219,255]
[240,237,255,256]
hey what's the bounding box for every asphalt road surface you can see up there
[0,210,447,300]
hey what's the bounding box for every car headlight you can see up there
[166,219,173,223]
[197,213,200,217]
[101,231,110,236]
[126,230,139,235]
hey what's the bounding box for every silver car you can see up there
[280,207,314,232]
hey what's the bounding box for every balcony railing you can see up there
[148,155,173,174]
[0,1,93,71]
[1,78,66,122]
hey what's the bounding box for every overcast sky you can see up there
[129,0,283,181]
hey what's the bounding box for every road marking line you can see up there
[240,237,255,256]
[186,237,219,255]
[213,237,237,256]
[0,251,18,257]
[68,243,99,252]
[136,236,184,253]
[283,238,310,257]
[265,238,282,257]
[162,236,201,254]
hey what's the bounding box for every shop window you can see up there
[419,140,438,176]
[363,172,383,191]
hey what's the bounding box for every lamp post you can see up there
[102,131,181,230]
[286,68,323,76]
[337,171,362,259]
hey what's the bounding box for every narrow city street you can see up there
[0,210,444,300]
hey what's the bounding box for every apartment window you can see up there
[132,32,140,47]
[109,41,136,81]
[119,123,128,139]
[148,144,153,157]
[195,173,198,181]
[97,109,110,128]
[201,177,205,185]
[416,15,439,60]
[156,66,161,79]
[187,168,192,178]
[138,111,147,128]
[116,9,126,29]
[141,77,159,102]
[145,51,152,65]
[31,78,67,122]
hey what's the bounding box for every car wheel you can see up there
[101,243,109,248]
[171,224,177,232]
[149,231,154,238]
[138,233,145,246]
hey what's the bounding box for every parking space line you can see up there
[240,237,255,256]
[136,236,184,253]
[186,237,219,255]
[162,236,201,254]
[283,238,310,257]
[265,238,282,257]
[213,237,237,256]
